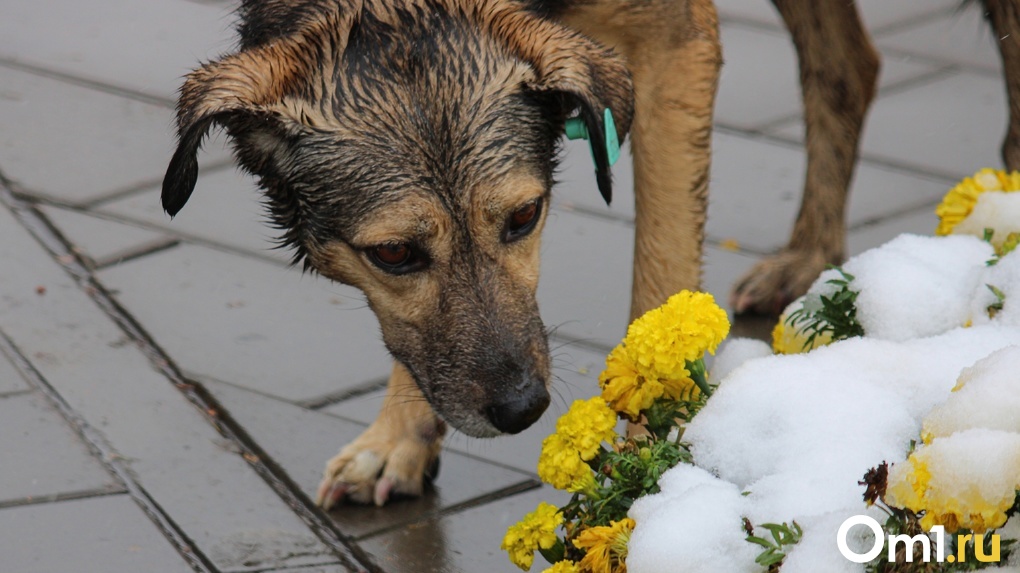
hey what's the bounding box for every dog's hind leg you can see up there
[982,0,1020,170]
[317,362,444,508]
[560,0,722,318]
[730,0,880,315]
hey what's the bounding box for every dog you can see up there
[162,0,1020,507]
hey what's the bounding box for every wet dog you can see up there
[163,0,1020,507]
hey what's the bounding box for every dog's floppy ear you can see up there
[481,6,634,204]
[162,11,352,217]
[163,47,298,216]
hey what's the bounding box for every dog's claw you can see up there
[731,248,832,316]
[316,418,443,510]
[373,476,394,507]
[317,482,349,511]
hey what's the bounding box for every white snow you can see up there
[955,191,1020,247]
[627,233,1020,572]
[710,337,772,384]
[839,234,991,341]
[627,465,760,573]
[923,345,1020,441]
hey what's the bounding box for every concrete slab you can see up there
[0,203,343,572]
[537,208,633,349]
[0,0,237,102]
[707,132,955,252]
[715,0,960,34]
[715,23,944,131]
[97,167,291,263]
[848,209,942,256]
[852,71,1006,179]
[38,205,175,269]
[0,392,118,504]
[206,381,538,540]
[0,495,192,573]
[878,4,1003,74]
[97,243,393,402]
[359,485,572,573]
[714,25,802,130]
[0,66,230,205]
[0,351,29,396]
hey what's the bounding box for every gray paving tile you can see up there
[97,243,393,402]
[359,485,572,573]
[0,392,118,504]
[848,208,941,256]
[261,566,352,573]
[0,66,229,205]
[0,0,237,101]
[714,0,782,28]
[715,23,943,131]
[707,131,954,251]
[0,204,343,572]
[538,207,763,349]
[701,244,761,311]
[852,71,1005,178]
[714,25,802,130]
[716,0,959,34]
[878,4,1002,73]
[205,381,537,540]
[0,350,29,395]
[0,495,192,573]
[39,205,174,268]
[97,168,291,263]
[537,209,633,349]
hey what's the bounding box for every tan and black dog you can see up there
[162,0,1020,507]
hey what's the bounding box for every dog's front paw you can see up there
[316,413,444,509]
[730,248,832,315]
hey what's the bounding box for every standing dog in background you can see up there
[162,0,1020,507]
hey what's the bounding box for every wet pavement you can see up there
[0,0,1006,571]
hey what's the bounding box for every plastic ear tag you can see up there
[564,108,621,166]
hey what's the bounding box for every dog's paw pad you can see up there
[315,424,441,509]
[730,249,831,316]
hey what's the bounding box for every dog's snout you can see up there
[486,377,550,435]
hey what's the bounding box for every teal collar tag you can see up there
[565,108,621,166]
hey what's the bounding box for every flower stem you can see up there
[688,358,712,397]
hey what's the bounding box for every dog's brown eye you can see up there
[367,242,426,274]
[374,243,410,265]
[504,198,543,242]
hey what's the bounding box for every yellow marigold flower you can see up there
[936,168,1020,235]
[885,432,1020,533]
[538,433,591,490]
[623,291,730,382]
[771,313,833,354]
[599,346,664,420]
[555,397,618,461]
[572,518,635,573]
[567,469,599,496]
[661,372,700,402]
[502,502,564,571]
[542,561,580,573]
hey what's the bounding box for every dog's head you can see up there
[163,0,633,437]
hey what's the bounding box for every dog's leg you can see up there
[983,0,1020,170]
[731,0,880,315]
[561,0,722,318]
[316,362,444,508]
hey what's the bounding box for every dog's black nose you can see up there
[486,378,550,434]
